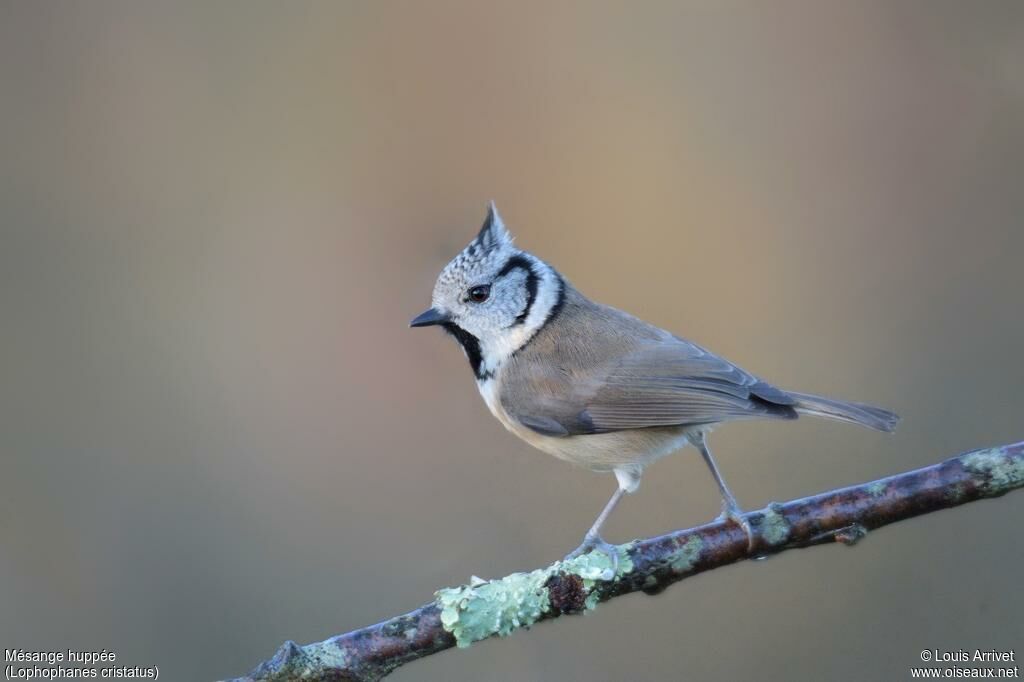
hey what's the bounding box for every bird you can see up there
[410,202,898,568]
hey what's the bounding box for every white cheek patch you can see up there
[521,259,562,334]
[478,256,562,376]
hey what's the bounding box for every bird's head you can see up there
[410,203,563,378]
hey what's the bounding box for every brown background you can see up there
[2,2,1023,680]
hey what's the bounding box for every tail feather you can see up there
[788,391,899,433]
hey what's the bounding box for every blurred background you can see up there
[2,1,1023,680]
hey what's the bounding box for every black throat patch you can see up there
[441,322,491,381]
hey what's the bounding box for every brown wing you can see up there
[501,287,797,437]
[574,339,797,433]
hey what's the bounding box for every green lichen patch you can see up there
[759,504,791,546]
[267,640,349,679]
[435,543,636,647]
[963,448,1024,496]
[558,543,635,610]
[669,535,704,573]
[867,481,887,498]
[559,543,634,582]
[436,568,552,647]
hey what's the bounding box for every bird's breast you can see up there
[476,376,507,424]
[476,374,561,451]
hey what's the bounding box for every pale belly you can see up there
[477,378,702,474]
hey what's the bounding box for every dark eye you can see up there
[467,285,491,303]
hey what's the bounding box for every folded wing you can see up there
[511,338,798,437]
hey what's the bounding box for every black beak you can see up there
[409,307,450,328]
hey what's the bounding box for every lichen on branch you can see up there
[225,441,1024,682]
[436,545,633,647]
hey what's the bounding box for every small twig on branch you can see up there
[224,441,1024,682]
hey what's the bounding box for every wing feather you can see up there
[576,340,797,432]
[501,287,797,438]
[515,339,796,437]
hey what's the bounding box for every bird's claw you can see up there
[716,502,755,552]
[564,534,620,580]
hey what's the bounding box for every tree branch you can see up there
[224,441,1024,682]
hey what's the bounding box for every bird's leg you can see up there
[564,485,626,578]
[691,433,755,550]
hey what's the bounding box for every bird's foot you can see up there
[716,501,755,552]
[564,533,620,580]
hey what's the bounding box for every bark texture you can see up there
[225,441,1024,682]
